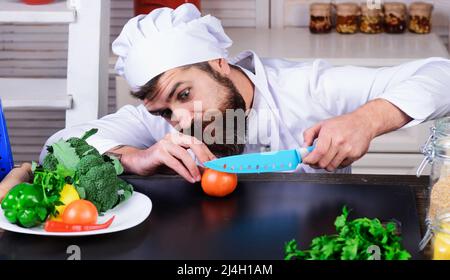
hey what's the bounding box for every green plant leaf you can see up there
[55,164,75,179]
[76,186,86,199]
[52,140,80,171]
[81,128,98,140]
[31,161,38,172]
[36,207,48,221]
[109,155,124,175]
[335,206,349,231]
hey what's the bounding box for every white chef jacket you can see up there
[40,51,450,174]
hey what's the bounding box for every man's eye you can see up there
[178,89,190,101]
[160,109,172,119]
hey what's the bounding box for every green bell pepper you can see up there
[1,183,49,228]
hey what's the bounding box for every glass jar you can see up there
[418,117,450,253]
[417,117,450,178]
[360,2,384,34]
[408,2,433,34]
[335,2,360,34]
[384,2,407,33]
[431,211,450,260]
[309,3,333,34]
[427,137,450,221]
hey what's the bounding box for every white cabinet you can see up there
[0,0,110,128]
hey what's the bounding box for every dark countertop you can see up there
[226,173,429,235]
[0,173,430,260]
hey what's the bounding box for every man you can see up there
[41,4,450,183]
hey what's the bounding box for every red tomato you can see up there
[62,200,98,225]
[201,169,238,197]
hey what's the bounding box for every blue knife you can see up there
[203,146,315,174]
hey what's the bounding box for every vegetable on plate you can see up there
[2,128,133,230]
[51,184,80,221]
[1,183,48,228]
[62,199,98,225]
[44,216,115,232]
[42,128,133,213]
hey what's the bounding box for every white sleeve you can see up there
[310,58,450,128]
[39,104,171,163]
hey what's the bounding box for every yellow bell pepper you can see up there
[50,184,80,221]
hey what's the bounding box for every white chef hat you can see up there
[112,3,233,92]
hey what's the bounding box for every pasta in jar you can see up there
[384,2,407,33]
[336,2,360,34]
[408,2,433,34]
[309,3,333,33]
[360,3,384,34]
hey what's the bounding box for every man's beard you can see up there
[183,73,247,158]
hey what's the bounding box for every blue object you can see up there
[204,146,315,174]
[0,99,13,181]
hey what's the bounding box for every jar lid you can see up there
[310,3,332,16]
[409,2,433,16]
[336,2,360,16]
[360,2,383,16]
[384,2,407,12]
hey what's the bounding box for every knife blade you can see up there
[203,146,314,173]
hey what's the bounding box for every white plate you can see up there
[0,191,152,236]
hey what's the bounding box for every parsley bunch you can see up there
[284,206,411,260]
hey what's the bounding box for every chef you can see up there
[41,3,450,183]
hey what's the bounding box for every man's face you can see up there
[143,62,247,157]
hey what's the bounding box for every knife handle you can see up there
[296,146,315,162]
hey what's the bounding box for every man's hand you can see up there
[111,133,216,183]
[0,163,33,202]
[302,99,412,171]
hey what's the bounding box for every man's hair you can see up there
[132,61,240,100]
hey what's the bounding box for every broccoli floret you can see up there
[78,163,122,212]
[117,178,133,203]
[42,153,58,171]
[67,137,100,158]
[76,154,106,176]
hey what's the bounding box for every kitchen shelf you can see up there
[0,78,72,109]
[225,27,450,67]
[0,0,110,128]
[0,0,75,24]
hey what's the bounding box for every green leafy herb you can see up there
[81,128,99,140]
[284,206,411,260]
[109,155,124,175]
[51,140,80,171]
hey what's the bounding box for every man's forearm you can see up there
[302,98,414,171]
[353,98,413,139]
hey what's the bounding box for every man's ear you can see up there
[208,58,231,76]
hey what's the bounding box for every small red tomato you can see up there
[62,200,98,225]
[201,169,238,197]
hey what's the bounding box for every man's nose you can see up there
[172,108,193,130]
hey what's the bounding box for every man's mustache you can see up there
[180,117,246,158]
